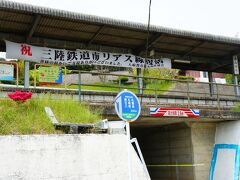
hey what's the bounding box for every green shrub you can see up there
[176,75,195,81]
[0,80,16,85]
[117,76,129,83]
[18,79,24,85]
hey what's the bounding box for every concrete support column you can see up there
[208,72,214,97]
[24,61,30,88]
[233,55,240,97]
[190,122,216,180]
[137,68,143,94]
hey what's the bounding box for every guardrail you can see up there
[69,71,239,106]
[8,69,240,109]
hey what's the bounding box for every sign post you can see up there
[114,90,141,180]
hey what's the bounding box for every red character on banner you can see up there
[21,44,32,56]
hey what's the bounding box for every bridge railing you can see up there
[61,70,240,108]
[1,69,238,108]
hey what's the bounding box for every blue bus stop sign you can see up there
[114,90,141,122]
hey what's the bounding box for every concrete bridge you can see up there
[1,85,240,179]
[97,104,240,180]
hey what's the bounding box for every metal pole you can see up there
[64,66,67,89]
[78,71,81,103]
[233,55,240,97]
[137,68,143,94]
[216,84,220,110]
[208,72,214,97]
[126,121,132,180]
[15,62,19,87]
[119,77,121,92]
[234,75,240,97]
[154,79,158,106]
[24,61,30,88]
[34,64,37,88]
[130,138,151,179]
[187,81,190,108]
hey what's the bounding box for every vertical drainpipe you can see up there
[208,72,214,97]
[233,55,240,97]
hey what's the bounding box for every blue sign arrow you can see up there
[114,90,141,122]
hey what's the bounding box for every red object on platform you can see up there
[8,91,32,103]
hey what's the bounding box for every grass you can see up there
[231,103,240,112]
[0,98,101,135]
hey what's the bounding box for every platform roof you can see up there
[0,0,240,73]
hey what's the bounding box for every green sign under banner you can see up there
[39,66,62,84]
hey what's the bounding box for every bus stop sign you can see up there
[114,90,141,122]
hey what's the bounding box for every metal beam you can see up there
[210,63,232,72]
[154,48,223,60]
[87,25,106,46]
[181,41,206,57]
[26,14,41,42]
[133,33,162,55]
[0,32,130,53]
[222,48,240,59]
[152,41,232,53]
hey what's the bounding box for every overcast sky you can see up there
[1,0,240,58]
[11,0,240,37]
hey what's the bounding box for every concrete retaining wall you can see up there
[0,134,149,180]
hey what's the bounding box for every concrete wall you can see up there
[212,121,240,180]
[133,123,194,180]
[190,123,216,180]
[0,134,149,180]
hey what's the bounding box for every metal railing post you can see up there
[14,62,19,87]
[137,68,143,94]
[187,81,190,108]
[216,84,220,110]
[34,64,37,88]
[64,66,67,89]
[118,78,121,92]
[155,79,158,106]
[78,71,81,103]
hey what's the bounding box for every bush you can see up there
[18,80,24,85]
[176,75,194,81]
[133,68,179,80]
[117,76,129,84]
[0,80,16,85]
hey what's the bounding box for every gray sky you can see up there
[11,0,240,37]
[1,0,240,58]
